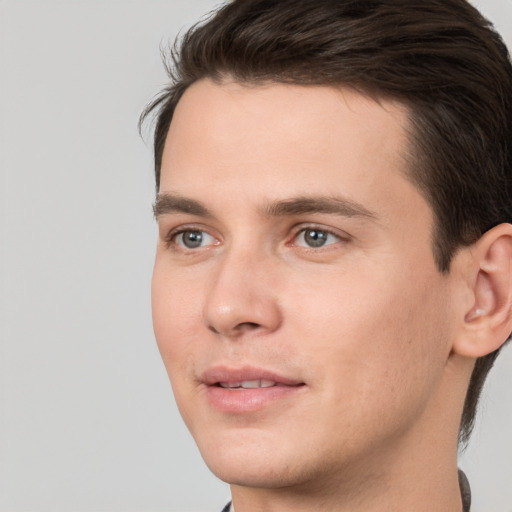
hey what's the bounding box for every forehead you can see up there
[167,79,409,150]
[160,79,420,225]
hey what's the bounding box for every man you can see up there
[142,1,512,510]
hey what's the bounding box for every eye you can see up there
[294,228,340,248]
[174,230,216,249]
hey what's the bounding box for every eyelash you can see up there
[165,225,219,251]
[289,225,347,250]
[163,224,349,252]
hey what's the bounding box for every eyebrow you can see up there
[153,194,212,218]
[263,196,377,220]
[153,193,377,221]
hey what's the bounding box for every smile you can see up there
[201,366,306,413]
[218,380,277,389]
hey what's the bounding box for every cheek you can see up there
[151,260,201,374]
[151,261,207,429]
[291,262,451,428]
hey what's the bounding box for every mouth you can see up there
[217,379,282,389]
[201,366,306,413]
[201,365,304,388]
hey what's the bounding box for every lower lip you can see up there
[205,384,304,413]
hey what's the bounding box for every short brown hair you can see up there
[141,0,512,444]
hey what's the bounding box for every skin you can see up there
[152,79,488,511]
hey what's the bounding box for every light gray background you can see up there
[0,1,510,511]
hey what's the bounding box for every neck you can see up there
[231,450,464,512]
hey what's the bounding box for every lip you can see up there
[200,365,306,413]
[201,365,304,387]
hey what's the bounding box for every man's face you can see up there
[152,80,459,489]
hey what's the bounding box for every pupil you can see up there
[305,229,327,247]
[183,231,203,248]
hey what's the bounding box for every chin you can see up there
[194,429,303,488]
[196,428,343,492]
[205,456,303,489]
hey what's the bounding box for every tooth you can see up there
[219,382,241,388]
[219,380,278,389]
[240,380,260,389]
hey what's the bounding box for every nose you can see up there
[203,248,282,339]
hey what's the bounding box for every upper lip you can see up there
[200,365,304,386]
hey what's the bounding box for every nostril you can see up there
[208,321,262,336]
[236,322,261,331]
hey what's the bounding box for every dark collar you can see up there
[458,469,472,512]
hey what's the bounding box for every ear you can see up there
[453,223,512,358]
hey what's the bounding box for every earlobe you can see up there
[455,223,512,358]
